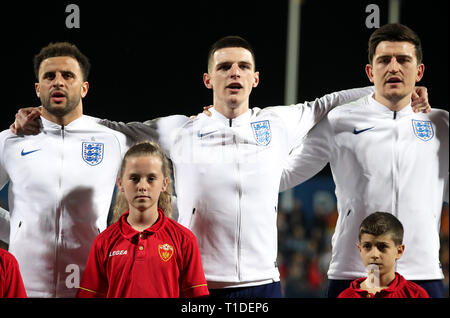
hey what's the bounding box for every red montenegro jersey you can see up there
[77,209,209,298]
[0,248,27,298]
[338,272,429,298]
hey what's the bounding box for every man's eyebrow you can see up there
[216,61,231,68]
[42,70,78,80]
[61,70,76,75]
[376,54,413,60]
[43,70,75,75]
[216,61,253,68]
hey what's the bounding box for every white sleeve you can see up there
[98,115,189,156]
[296,86,374,126]
[0,135,10,243]
[0,206,10,243]
[279,115,334,192]
[270,86,373,150]
[98,118,160,144]
[171,195,179,221]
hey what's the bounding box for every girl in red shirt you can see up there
[77,141,209,298]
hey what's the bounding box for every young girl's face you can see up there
[118,155,168,214]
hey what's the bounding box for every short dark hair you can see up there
[207,35,256,72]
[368,23,423,65]
[359,212,404,246]
[33,42,91,81]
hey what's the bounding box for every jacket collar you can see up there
[368,94,413,118]
[209,107,252,127]
[40,114,88,130]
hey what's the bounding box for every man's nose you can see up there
[230,63,241,78]
[388,57,400,72]
[52,73,65,87]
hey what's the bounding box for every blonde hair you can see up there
[112,141,173,223]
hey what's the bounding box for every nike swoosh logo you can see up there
[353,127,374,135]
[197,130,218,138]
[21,149,41,156]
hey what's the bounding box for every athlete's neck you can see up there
[127,207,159,232]
[373,92,411,112]
[41,104,83,127]
[213,100,249,119]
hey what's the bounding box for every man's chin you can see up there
[382,91,409,104]
[45,105,70,117]
[43,101,78,117]
[226,96,243,108]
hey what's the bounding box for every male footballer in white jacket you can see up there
[0,43,128,297]
[281,24,448,298]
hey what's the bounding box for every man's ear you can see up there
[203,73,213,89]
[252,71,260,88]
[81,81,89,98]
[35,83,40,97]
[415,64,425,82]
[365,64,375,83]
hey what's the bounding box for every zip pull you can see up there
[229,118,232,127]
[393,111,397,120]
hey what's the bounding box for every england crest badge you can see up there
[412,119,434,141]
[82,142,104,166]
[251,120,272,146]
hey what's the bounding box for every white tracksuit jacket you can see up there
[101,87,373,287]
[0,115,127,297]
[281,94,449,281]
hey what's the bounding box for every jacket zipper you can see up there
[55,125,65,295]
[230,118,243,280]
[229,118,244,280]
[236,154,243,281]
[391,112,399,216]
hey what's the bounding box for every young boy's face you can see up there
[357,232,405,277]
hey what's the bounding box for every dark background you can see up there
[0,0,448,128]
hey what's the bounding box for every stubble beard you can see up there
[41,94,81,118]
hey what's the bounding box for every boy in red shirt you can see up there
[338,212,429,298]
[0,248,27,298]
[77,142,209,298]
